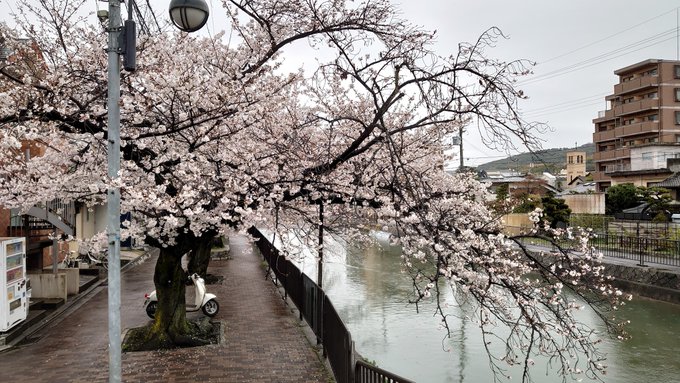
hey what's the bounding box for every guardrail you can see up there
[248,227,415,383]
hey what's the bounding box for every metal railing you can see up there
[248,227,415,383]
[595,234,680,267]
[355,360,416,383]
[507,226,680,267]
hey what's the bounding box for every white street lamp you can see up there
[168,0,210,33]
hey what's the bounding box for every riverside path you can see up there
[0,234,330,382]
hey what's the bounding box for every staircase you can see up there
[7,199,76,270]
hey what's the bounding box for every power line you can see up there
[521,92,608,114]
[538,7,678,65]
[519,32,677,86]
[525,100,603,119]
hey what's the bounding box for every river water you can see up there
[283,230,680,383]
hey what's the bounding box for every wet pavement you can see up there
[0,234,330,382]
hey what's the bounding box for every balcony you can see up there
[591,171,611,182]
[613,98,658,116]
[593,129,616,143]
[593,109,615,123]
[614,75,658,95]
[615,121,659,137]
[604,164,631,173]
[593,147,630,162]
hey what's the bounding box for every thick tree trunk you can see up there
[141,243,209,349]
[188,230,216,277]
[133,228,221,349]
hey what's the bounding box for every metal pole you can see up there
[317,202,324,288]
[106,0,122,381]
[52,233,58,274]
[458,125,464,169]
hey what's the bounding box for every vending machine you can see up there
[0,237,27,332]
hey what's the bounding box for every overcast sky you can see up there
[391,0,680,166]
[2,0,680,167]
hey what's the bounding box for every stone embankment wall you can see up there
[531,250,680,304]
[603,263,680,304]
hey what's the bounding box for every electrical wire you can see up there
[521,92,609,114]
[538,7,679,65]
[525,100,603,119]
[519,30,677,86]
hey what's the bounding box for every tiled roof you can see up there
[657,172,680,188]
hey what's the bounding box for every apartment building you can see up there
[592,59,680,192]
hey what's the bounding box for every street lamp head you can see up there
[169,0,209,33]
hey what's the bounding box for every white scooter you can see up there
[144,273,219,318]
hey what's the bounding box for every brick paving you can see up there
[0,234,331,382]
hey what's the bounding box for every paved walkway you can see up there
[0,235,330,382]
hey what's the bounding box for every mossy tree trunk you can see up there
[140,231,217,349]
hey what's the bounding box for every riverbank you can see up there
[521,242,680,304]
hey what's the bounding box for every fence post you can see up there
[637,237,646,267]
[348,338,355,383]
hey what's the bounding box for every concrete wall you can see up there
[58,268,80,295]
[561,193,606,214]
[76,204,107,241]
[27,272,67,301]
[501,214,533,234]
[604,263,680,304]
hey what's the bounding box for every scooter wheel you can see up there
[202,299,219,317]
[145,302,157,319]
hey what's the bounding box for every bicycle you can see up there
[60,250,80,268]
[85,249,108,270]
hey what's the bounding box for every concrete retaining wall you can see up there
[27,272,67,301]
[602,263,680,304]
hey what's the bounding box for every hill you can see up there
[476,143,595,174]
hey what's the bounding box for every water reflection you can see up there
[278,230,680,382]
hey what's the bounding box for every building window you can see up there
[675,65,680,79]
[642,152,652,160]
[676,111,680,125]
[622,75,633,82]
[676,134,680,142]
[676,88,680,102]
[568,156,573,164]
[647,114,658,121]
[622,97,634,104]
[646,68,658,76]
[647,91,658,99]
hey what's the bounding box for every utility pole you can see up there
[105,0,122,380]
[104,0,136,379]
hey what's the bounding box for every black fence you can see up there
[595,233,680,267]
[355,360,416,383]
[248,227,414,383]
[507,226,680,267]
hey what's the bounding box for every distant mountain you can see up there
[476,143,595,174]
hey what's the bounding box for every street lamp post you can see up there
[104,1,208,382]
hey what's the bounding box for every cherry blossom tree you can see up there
[0,0,627,379]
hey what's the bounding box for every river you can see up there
[279,230,680,383]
